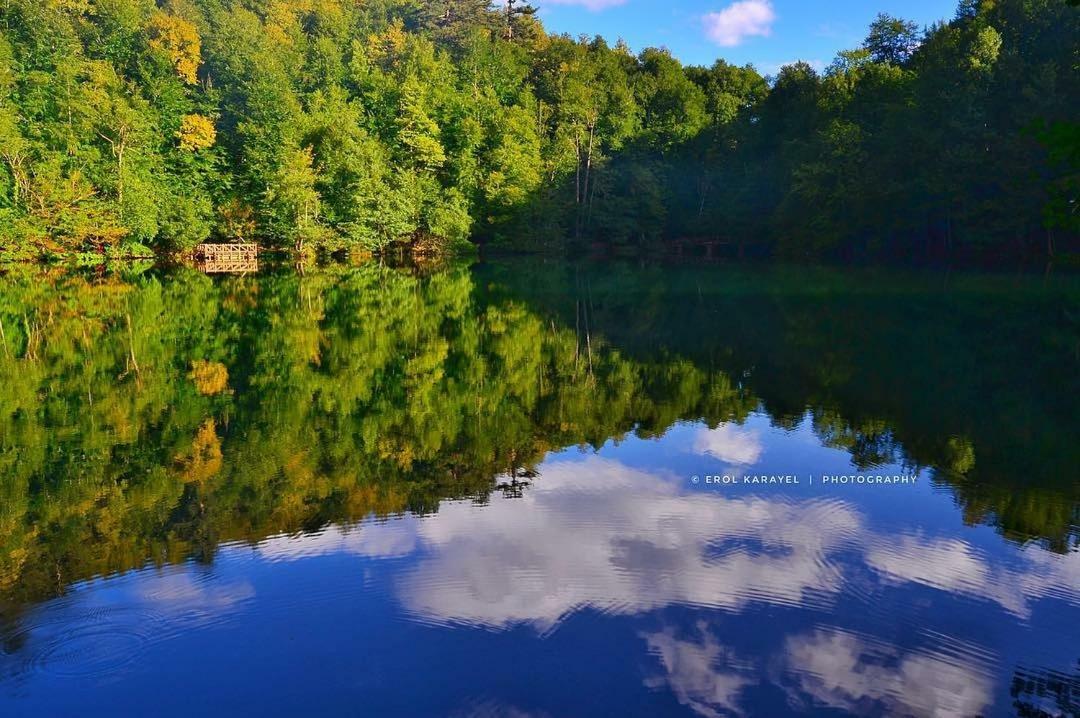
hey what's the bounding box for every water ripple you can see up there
[5,606,168,681]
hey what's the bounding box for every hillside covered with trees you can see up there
[0,0,1076,261]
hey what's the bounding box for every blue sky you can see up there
[534,0,960,72]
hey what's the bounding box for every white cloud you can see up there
[376,453,1080,632]
[240,446,1080,635]
[255,517,421,562]
[394,456,861,631]
[703,0,776,47]
[784,629,994,718]
[865,533,1080,619]
[643,624,756,718]
[692,424,763,465]
[639,623,996,718]
[136,571,255,624]
[543,0,627,10]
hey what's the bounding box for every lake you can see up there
[0,259,1077,717]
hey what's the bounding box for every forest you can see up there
[0,0,1076,261]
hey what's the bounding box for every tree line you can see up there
[0,0,1075,261]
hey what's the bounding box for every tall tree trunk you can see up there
[586,165,597,229]
[99,128,128,219]
[116,142,125,216]
[583,124,595,210]
[2,154,28,208]
[574,137,581,205]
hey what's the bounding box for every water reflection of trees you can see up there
[478,259,1080,553]
[0,261,1076,609]
[0,263,756,606]
[1011,662,1080,718]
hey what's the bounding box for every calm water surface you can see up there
[0,260,1077,717]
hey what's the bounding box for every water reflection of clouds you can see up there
[783,628,994,718]
[251,450,1080,629]
[643,622,757,718]
[354,454,1079,630]
[692,424,764,465]
[398,456,860,630]
[866,533,1080,619]
[641,623,995,718]
[256,517,422,562]
[246,446,1080,717]
[133,570,256,626]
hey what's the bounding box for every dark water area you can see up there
[0,259,1077,717]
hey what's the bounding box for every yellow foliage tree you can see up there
[189,359,229,395]
[177,114,216,151]
[220,199,257,240]
[367,19,408,67]
[147,11,201,84]
[175,419,223,483]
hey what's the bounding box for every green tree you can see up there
[864,13,921,65]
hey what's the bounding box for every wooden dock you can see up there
[194,243,259,273]
[669,238,743,259]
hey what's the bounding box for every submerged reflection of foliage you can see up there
[0,264,756,605]
[1011,661,1080,718]
[479,260,1080,554]
[0,261,1077,610]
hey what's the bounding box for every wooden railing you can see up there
[193,243,259,274]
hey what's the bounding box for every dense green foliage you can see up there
[0,0,1076,260]
[1,261,1076,607]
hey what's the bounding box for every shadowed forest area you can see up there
[0,0,1076,262]
[0,261,1076,612]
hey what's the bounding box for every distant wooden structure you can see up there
[670,238,744,259]
[194,243,259,274]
